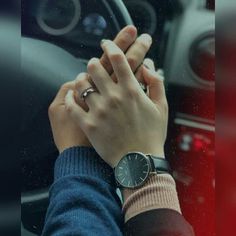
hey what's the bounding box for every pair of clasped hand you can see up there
[49,25,168,168]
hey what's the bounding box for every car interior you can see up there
[20,0,215,235]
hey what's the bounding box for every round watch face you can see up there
[115,152,151,188]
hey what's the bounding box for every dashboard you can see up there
[21,1,215,235]
[124,0,176,66]
[22,0,118,58]
[22,0,174,64]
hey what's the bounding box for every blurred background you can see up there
[0,1,20,236]
[217,0,236,235]
[0,0,235,236]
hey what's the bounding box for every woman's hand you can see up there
[48,81,90,152]
[65,41,168,167]
[49,26,153,153]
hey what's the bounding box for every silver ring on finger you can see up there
[80,87,98,101]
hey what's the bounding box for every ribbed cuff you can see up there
[54,147,115,185]
[122,174,181,222]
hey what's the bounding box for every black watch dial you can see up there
[115,152,151,188]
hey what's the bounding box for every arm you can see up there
[121,61,195,236]
[65,41,195,235]
[125,208,194,236]
[42,147,123,236]
[45,26,155,235]
[123,174,195,236]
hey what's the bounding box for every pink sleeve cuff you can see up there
[122,174,181,222]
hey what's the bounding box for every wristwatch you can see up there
[114,152,171,189]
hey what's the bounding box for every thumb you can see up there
[142,65,166,104]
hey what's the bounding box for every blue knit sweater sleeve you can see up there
[42,147,123,236]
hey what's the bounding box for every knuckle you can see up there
[126,86,140,99]
[107,94,122,108]
[48,103,56,115]
[110,53,123,63]
[65,103,74,113]
[95,106,107,118]
[75,79,84,88]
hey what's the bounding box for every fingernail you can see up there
[65,90,75,108]
[124,25,137,38]
[139,34,153,45]
[88,57,99,64]
[157,69,165,81]
[157,75,165,81]
[123,29,135,41]
[157,69,165,77]
[100,39,108,45]
[147,68,158,77]
[66,90,74,99]
[101,40,113,48]
[75,73,87,82]
[145,67,164,81]
[144,58,155,68]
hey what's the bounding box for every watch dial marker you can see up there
[115,153,150,188]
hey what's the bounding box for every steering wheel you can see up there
[21,0,133,234]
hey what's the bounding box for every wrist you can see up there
[114,151,170,189]
[58,143,92,154]
[55,147,115,185]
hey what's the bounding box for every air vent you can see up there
[189,33,215,85]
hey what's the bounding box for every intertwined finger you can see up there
[143,58,155,71]
[101,40,139,88]
[87,58,115,94]
[123,34,152,72]
[100,25,137,75]
[142,64,166,105]
[109,34,153,82]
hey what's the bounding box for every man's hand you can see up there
[65,41,168,167]
[49,26,153,153]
